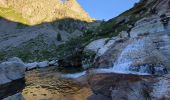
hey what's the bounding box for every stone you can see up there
[25,62,38,70]
[85,38,109,53]
[2,93,24,100]
[0,58,25,85]
[38,61,49,68]
[49,60,57,66]
[88,73,153,100]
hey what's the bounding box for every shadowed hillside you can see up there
[0,17,100,62]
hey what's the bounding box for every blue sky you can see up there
[77,0,139,20]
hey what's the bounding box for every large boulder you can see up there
[85,38,109,54]
[0,57,25,85]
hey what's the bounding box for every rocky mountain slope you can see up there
[85,0,170,70]
[0,0,93,25]
[0,0,100,62]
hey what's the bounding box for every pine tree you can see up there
[57,33,62,41]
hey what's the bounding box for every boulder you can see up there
[49,60,57,66]
[25,62,38,70]
[0,58,25,85]
[8,57,24,64]
[85,38,109,53]
[119,31,129,38]
[37,61,49,68]
[85,37,117,57]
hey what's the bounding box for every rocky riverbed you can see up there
[1,65,170,100]
[1,66,92,100]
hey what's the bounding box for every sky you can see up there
[77,0,140,20]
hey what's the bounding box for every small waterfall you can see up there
[112,39,146,74]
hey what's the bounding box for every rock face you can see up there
[0,57,25,85]
[0,0,99,61]
[88,73,170,100]
[91,14,170,74]
[0,0,92,25]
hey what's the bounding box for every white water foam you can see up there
[62,71,86,78]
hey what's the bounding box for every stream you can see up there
[0,66,92,100]
[1,65,169,100]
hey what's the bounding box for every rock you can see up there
[130,64,168,75]
[88,73,153,100]
[25,62,38,70]
[85,37,118,57]
[0,67,11,84]
[38,61,49,68]
[8,57,24,64]
[151,74,170,99]
[0,58,25,85]
[119,31,129,38]
[113,35,170,74]
[130,15,165,38]
[85,38,109,54]
[2,93,24,100]
[88,94,111,100]
[49,60,57,66]
[97,38,117,56]
[0,78,25,100]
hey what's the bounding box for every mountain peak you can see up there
[0,0,93,25]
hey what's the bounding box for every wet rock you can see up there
[2,93,24,100]
[88,94,111,100]
[151,74,170,99]
[130,64,168,75]
[88,73,153,100]
[0,79,25,100]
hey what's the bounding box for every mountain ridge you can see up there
[0,0,93,25]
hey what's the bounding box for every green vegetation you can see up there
[0,51,6,61]
[57,33,62,41]
[96,1,149,38]
[0,35,58,62]
[16,23,28,29]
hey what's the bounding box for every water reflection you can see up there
[0,66,92,100]
[22,67,92,100]
[0,78,25,99]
